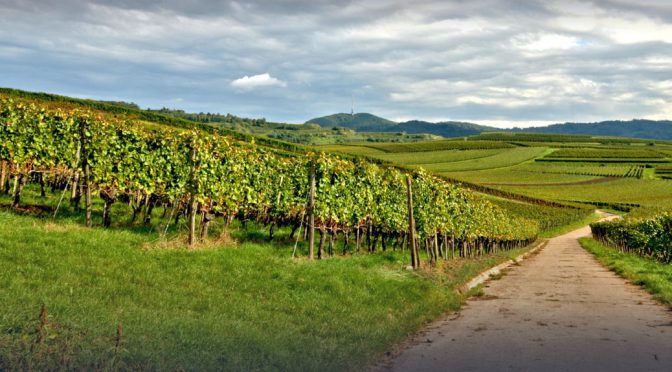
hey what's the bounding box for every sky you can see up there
[1,0,671,127]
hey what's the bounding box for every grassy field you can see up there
[579,238,672,305]
[0,209,537,371]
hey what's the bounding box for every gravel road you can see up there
[382,223,672,372]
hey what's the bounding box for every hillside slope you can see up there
[305,113,397,130]
[308,112,672,140]
[512,120,672,140]
[396,120,499,137]
[306,114,498,137]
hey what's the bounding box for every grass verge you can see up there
[579,238,672,306]
[0,210,534,371]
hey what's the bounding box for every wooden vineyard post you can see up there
[0,160,7,194]
[70,145,81,209]
[406,175,419,269]
[188,199,197,247]
[308,163,316,260]
[188,144,197,248]
[80,118,92,227]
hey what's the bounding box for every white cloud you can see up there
[231,73,287,90]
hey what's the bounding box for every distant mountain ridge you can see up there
[306,113,672,140]
[305,113,498,138]
[510,120,672,140]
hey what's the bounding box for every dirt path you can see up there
[380,223,672,371]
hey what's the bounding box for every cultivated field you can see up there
[320,134,672,210]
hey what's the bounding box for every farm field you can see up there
[545,148,665,159]
[413,147,549,172]
[447,169,599,185]
[338,139,514,153]
[374,148,509,165]
[319,135,672,210]
[497,178,672,209]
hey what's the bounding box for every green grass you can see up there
[0,210,537,371]
[579,238,672,306]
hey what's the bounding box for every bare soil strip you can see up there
[378,223,672,372]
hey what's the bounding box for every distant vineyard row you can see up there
[341,140,514,153]
[545,148,666,159]
[529,165,645,179]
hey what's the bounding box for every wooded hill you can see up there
[307,113,672,140]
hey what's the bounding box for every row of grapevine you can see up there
[590,213,672,263]
[488,198,591,232]
[624,165,644,178]
[533,165,644,178]
[545,148,664,159]
[0,99,538,263]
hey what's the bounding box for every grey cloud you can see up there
[0,0,671,125]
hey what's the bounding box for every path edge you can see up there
[459,239,549,294]
[370,239,548,371]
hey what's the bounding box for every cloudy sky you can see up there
[1,0,671,127]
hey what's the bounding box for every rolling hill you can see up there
[511,120,672,140]
[305,113,498,137]
[307,113,672,140]
[304,113,396,130]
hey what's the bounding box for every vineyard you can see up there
[414,147,548,173]
[1,92,671,372]
[0,99,539,264]
[487,197,592,233]
[544,148,666,159]
[656,165,672,179]
[471,132,670,145]
[590,212,672,263]
[516,164,645,179]
[343,140,514,153]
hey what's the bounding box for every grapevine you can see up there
[0,98,539,262]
